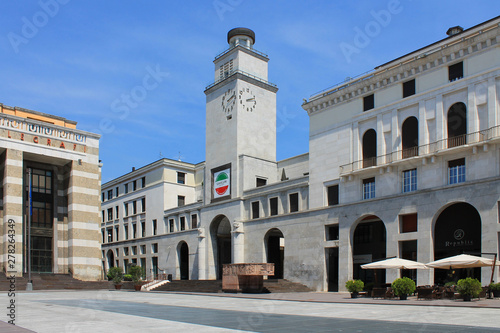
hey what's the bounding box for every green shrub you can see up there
[345,279,364,293]
[457,278,482,297]
[123,274,132,281]
[129,265,145,284]
[107,266,124,285]
[489,283,500,291]
[391,277,416,296]
[444,281,456,287]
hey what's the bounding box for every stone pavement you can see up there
[1,290,500,332]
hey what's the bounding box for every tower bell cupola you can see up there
[227,27,255,49]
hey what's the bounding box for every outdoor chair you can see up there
[372,287,386,299]
[417,287,434,300]
[385,287,395,299]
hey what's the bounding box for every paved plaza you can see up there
[1,290,500,332]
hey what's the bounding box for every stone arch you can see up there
[264,228,284,279]
[106,249,115,271]
[210,215,232,279]
[402,116,418,158]
[433,202,481,284]
[447,102,467,147]
[351,215,387,286]
[177,241,189,280]
[362,129,377,167]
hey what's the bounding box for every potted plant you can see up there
[107,266,124,290]
[490,283,500,298]
[391,277,415,300]
[345,279,364,298]
[129,265,145,291]
[456,277,482,301]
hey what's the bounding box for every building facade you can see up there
[102,18,500,291]
[0,104,102,281]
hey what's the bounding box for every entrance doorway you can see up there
[352,216,386,286]
[265,228,284,279]
[106,250,115,270]
[434,202,481,284]
[326,247,339,291]
[179,242,189,280]
[210,216,232,279]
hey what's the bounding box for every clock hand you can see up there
[246,98,255,102]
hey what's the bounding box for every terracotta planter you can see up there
[134,285,142,291]
[114,284,122,290]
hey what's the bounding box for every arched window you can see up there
[402,117,418,158]
[447,102,467,148]
[363,129,377,168]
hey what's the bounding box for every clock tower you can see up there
[204,28,278,202]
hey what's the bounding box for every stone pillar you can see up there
[232,221,244,263]
[197,228,207,280]
[1,149,24,277]
[67,160,102,281]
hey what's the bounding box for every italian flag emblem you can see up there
[215,172,229,195]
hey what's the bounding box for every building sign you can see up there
[0,117,87,143]
[211,164,231,202]
[213,168,230,199]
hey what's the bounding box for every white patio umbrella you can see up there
[426,254,500,285]
[425,254,500,269]
[361,257,428,270]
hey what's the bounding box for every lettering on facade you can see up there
[3,128,87,153]
[0,117,86,143]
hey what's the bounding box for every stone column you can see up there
[67,160,102,281]
[2,149,24,277]
[232,221,244,263]
[197,228,207,280]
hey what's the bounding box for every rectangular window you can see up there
[177,172,186,184]
[400,213,418,233]
[152,219,157,235]
[152,243,158,253]
[326,225,339,241]
[448,158,465,184]
[101,230,105,243]
[140,245,146,254]
[107,190,113,200]
[327,185,339,206]
[363,177,375,200]
[191,214,198,229]
[124,184,128,194]
[449,61,463,82]
[101,210,105,223]
[116,187,119,197]
[402,79,416,98]
[289,193,299,212]
[169,219,174,233]
[133,201,137,215]
[124,203,129,217]
[123,247,129,256]
[115,206,119,219]
[270,197,278,216]
[178,196,185,207]
[141,198,146,212]
[141,177,146,188]
[363,94,374,111]
[402,169,417,193]
[124,224,129,240]
[132,223,137,238]
[124,259,129,273]
[141,221,146,237]
[133,180,137,191]
[107,228,112,243]
[251,201,260,219]
[256,178,267,187]
[107,208,113,221]
[115,226,119,241]
[131,246,137,255]
[180,216,186,231]
[101,192,105,202]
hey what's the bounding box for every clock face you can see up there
[239,87,256,112]
[221,89,236,113]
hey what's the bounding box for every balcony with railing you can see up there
[340,126,499,175]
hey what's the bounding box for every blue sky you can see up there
[1,1,499,183]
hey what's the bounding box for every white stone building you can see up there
[102,18,500,291]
